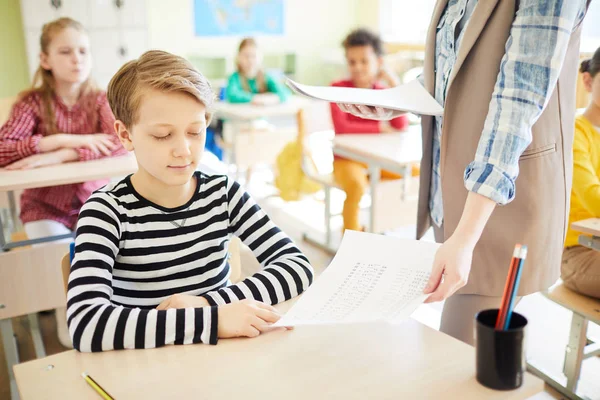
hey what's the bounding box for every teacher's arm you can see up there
[424,0,588,302]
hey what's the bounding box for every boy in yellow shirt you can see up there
[562,48,600,299]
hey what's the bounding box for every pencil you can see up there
[496,244,521,330]
[503,245,528,330]
[81,372,114,400]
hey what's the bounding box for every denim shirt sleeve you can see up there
[464,0,587,205]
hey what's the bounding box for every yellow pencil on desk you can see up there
[81,372,114,400]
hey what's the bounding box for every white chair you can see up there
[0,242,69,399]
[300,129,340,253]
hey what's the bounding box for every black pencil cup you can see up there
[475,309,528,390]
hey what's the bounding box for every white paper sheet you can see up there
[286,78,444,116]
[275,231,441,327]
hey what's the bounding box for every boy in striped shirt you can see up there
[67,50,314,352]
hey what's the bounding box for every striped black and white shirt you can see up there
[67,171,314,352]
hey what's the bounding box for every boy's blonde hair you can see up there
[107,50,215,128]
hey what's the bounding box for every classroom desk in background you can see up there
[13,300,544,400]
[571,218,600,251]
[213,96,312,169]
[0,153,138,250]
[332,126,422,233]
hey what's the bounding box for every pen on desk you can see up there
[81,372,114,400]
[503,245,527,330]
[496,244,521,330]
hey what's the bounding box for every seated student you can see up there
[330,28,411,232]
[67,50,314,352]
[0,17,126,347]
[226,38,290,105]
[562,48,600,299]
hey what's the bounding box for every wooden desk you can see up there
[0,154,137,193]
[214,96,310,121]
[14,317,543,399]
[571,218,600,251]
[333,126,422,232]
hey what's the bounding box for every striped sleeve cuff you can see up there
[17,134,42,158]
[202,292,227,306]
[200,306,219,345]
[464,161,515,205]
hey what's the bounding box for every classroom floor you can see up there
[1,168,598,400]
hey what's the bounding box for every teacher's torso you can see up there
[418,0,586,296]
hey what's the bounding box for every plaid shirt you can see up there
[428,0,587,227]
[0,91,126,230]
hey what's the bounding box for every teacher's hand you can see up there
[336,103,405,121]
[423,233,474,303]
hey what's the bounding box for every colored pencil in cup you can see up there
[503,245,527,330]
[81,372,114,400]
[496,244,521,330]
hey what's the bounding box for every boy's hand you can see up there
[218,299,284,338]
[5,148,78,170]
[156,293,210,310]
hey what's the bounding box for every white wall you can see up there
[147,0,363,85]
[581,0,600,53]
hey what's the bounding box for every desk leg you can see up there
[564,313,587,393]
[1,191,20,252]
[8,191,18,231]
[27,314,46,358]
[402,165,411,202]
[0,212,6,252]
[578,235,600,251]
[225,121,240,180]
[368,165,381,233]
[0,318,20,400]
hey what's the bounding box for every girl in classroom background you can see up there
[0,17,126,347]
[226,37,290,105]
[562,47,600,299]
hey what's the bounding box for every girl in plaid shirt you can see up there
[0,17,126,347]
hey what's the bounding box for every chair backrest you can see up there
[298,100,336,179]
[61,252,71,295]
[0,243,69,320]
[61,242,76,295]
[228,236,242,284]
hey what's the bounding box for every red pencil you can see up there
[496,244,521,330]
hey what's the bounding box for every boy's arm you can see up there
[201,179,314,306]
[67,194,218,352]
